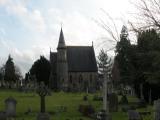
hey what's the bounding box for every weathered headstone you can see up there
[154,99,160,120]
[128,110,141,120]
[108,93,118,112]
[37,82,50,120]
[5,97,17,117]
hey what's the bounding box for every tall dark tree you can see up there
[111,59,120,87]
[115,26,134,85]
[30,56,51,86]
[4,55,16,88]
[136,29,160,84]
[24,72,30,84]
[134,29,160,101]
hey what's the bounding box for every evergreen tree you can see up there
[4,55,16,88]
[137,29,160,84]
[127,29,160,102]
[30,56,51,86]
[115,26,134,85]
[98,49,112,75]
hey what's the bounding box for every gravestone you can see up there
[5,97,17,117]
[37,82,50,120]
[154,99,160,120]
[108,93,118,112]
[128,110,141,120]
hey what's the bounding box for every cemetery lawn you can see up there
[0,90,153,120]
[0,90,102,120]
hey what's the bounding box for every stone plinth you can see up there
[37,113,50,120]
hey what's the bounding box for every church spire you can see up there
[57,27,66,49]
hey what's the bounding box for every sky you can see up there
[0,0,135,76]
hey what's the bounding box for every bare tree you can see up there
[94,9,122,52]
[130,0,160,31]
[93,8,134,54]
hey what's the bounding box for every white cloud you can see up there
[0,0,8,5]
[0,28,6,36]
[0,0,135,75]
[1,0,46,33]
[31,10,46,33]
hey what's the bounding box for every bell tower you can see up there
[56,28,68,91]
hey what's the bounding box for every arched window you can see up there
[79,75,83,83]
[69,75,72,83]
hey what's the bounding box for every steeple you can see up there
[57,28,66,49]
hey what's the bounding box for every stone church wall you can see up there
[68,72,98,92]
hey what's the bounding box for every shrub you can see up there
[83,95,88,101]
[121,105,130,112]
[93,95,103,101]
[119,95,128,105]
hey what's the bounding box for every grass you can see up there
[0,90,102,120]
[0,90,154,120]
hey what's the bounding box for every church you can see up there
[49,28,98,92]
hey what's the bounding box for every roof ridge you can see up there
[67,45,92,47]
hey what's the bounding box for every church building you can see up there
[50,28,98,92]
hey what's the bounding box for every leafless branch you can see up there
[130,0,160,31]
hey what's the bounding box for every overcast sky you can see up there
[0,0,135,75]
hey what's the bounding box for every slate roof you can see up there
[50,46,98,72]
[67,46,98,72]
[57,28,66,49]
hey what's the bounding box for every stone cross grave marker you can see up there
[37,82,49,113]
[37,82,50,120]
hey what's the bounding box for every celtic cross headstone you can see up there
[37,82,50,120]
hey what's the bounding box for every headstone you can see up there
[128,110,141,120]
[108,93,118,112]
[37,82,50,120]
[5,97,17,117]
[154,99,160,120]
